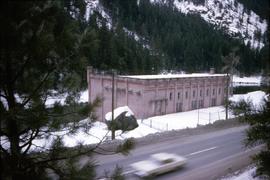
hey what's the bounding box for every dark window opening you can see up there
[169,92,172,100]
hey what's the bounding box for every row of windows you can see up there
[169,88,223,100]
[190,99,216,110]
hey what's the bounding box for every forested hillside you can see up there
[82,0,268,76]
[238,0,269,20]
[82,17,160,75]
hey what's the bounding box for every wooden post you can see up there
[197,108,200,125]
[111,70,116,140]
[225,73,229,120]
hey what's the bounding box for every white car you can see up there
[130,152,187,177]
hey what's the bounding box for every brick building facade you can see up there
[87,67,229,121]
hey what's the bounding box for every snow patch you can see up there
[229,90,266,109]
[221,166,258,180]
[105,106,134,121]
[85,0,112,29]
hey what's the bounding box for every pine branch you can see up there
[22,69,55,107]
[10,57,30,85]
[31,131,111,166]
[22,129,40,155]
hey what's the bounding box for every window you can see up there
[213,88,215,95]
[193,90,196,98]
[200,90,202,97]
[218,88,221,94]
[191,100,197,109]
[169,92,172,100]
[211,98,216,106]
[199,100,202,108]
[176,103,182,112]
[185,91,188,99]
[178,92,180,100]
[206,89,209,96]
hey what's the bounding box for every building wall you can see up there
[88,73,145,121]
[88,68,228,121]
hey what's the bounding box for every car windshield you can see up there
[161,158,174,164]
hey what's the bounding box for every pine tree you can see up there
[0,1,134,179]
[229,88,270,178]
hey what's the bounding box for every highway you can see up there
[92,126,261,179]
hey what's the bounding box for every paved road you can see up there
[92,126,261,180]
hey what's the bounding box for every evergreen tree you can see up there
[0,1,133,179]
[229,88,270,178]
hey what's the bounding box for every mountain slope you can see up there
[150,0,267,49]
[84,0,268,75]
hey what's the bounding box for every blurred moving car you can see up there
[130,152,187,178]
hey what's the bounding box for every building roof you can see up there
[120,73,227,80]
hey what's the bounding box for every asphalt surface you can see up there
[92,126,261,180]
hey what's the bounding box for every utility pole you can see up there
[225,73,229,120]
[221,47,239,120]
[111,70,116,140]
[197,108,199,126]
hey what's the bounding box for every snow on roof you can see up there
[105,106,134,121]
[233,76,261,86]
[121,73,227,80]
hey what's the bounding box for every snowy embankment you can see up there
[221,166,258,180]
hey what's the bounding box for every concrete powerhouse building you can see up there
[87,67,229,121]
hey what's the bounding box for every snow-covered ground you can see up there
[31,90,266,150]
[231,91,266,109]
[0,90,266,152]
[35,74,264,150]
[1,77,266,152]
[221,166,258,180]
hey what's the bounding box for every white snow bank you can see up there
[29,121,110,150]
[105,106,134,121]
[79,90,88,103]
[116,121,158,139]
[45,90,88,107]
[229,91,266,109]
[221,166,258,180]
[62,121,109,147]
[142,106,231,131]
